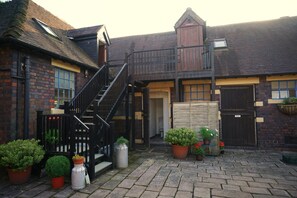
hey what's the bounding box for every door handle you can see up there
[234,115,241,118]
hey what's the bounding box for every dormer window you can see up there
[214,38,227,49]
[33,18,59,38]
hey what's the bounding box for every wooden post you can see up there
[125,88,130,141]
[36,110,43,141]
[174,47,180,102]
[109,121,115,163]
[210,43,215,101]
[142,87,150,148]
[131,82,135,150]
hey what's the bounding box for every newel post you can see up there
[36,110,43,141]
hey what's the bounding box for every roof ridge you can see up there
[3,0,29,38]
[207,15,297,29]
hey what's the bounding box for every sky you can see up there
[32,0,297,38]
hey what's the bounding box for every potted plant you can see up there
[0,139,45,184]
[192,142,205,161]
[72,154,85,165]
[165,128,197,159]
[45,155,70,189]
[115,136,129,168]
[277,97,297,115]
[199,127,218,145]
[71,154,86,190]
[219,140,225,154]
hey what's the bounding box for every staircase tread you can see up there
[95,161,112,173]
[82,116,93,118]
[85,123,95,125]
[86,153,104,161]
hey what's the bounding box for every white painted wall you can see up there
[149,91,170,139]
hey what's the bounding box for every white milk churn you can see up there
[115,143,128,168]
[71,158,86,190]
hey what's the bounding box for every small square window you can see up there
[214,38,227,48]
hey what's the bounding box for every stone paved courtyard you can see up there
[1,146,297,198]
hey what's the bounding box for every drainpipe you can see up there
[23,56,30,139]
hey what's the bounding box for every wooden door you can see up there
[221,86,255,146]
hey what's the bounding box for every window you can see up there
[214,38,227,49]
[183,84,211,101]
[33,18,59,38]
[271,80,297,99]
[54,68,75,107]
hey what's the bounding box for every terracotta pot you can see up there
[51,176,65,189]
[73,157,84,165]
[196,155,203,161]
[171,144,189,159]
[7,166,32,184]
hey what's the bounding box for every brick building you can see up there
[0,0,110,143]
[1,1,296,151]
[109,8,297,149]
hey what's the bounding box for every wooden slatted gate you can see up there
[220,86,256,147]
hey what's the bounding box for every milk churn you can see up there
[71,155,86,190]
[115,136,129,168]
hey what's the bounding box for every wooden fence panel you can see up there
[173,101,220,155]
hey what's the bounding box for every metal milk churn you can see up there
[71,162,86,190]
[115,143,128,168]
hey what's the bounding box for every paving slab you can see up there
[1,148,297,198]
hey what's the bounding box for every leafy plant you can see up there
[116,136,129,145]
[199,127,218,141]
[45,129,59,144]
[282,97,297,105]
[0,139,45,170]
[165,128,197,146]
[45,155,70,178]
[72,154,84,160]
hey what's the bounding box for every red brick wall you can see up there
[255,77,297,149]
[28,55,55,137]
[0,46,97,142]
[0,47,13,143]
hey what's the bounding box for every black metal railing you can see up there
[65,64,109,117]
[127,44,211,80]
[37,112,71,155]
[96,63,128,121]
[37,62,129,180]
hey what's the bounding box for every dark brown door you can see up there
[221,86,255,146]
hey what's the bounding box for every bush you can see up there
[45,155,70,178]
[0,139,45,170]
[165,128,197,146]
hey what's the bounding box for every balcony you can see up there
[127,44,213,81]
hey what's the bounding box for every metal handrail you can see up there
[73,115,89,130]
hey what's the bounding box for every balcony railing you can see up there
[127,44,212,81]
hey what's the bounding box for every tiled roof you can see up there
[109,16,297,77]
[68,25,103,38]
[0,0,98,69]
[109,31,177,62]
[208,16,297,77]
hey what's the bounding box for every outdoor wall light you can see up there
[84,69,89,78]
